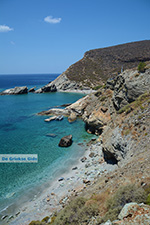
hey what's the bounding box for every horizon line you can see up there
[0,73,61,76]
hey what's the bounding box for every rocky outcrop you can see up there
[117,202,150,224]
[102,127,130,163]
[35,83,57,93]
[38,108,70,116]
[35,73,92,93]
[108,68,150,110]
[58,135,73,147]
[0,86,28,95]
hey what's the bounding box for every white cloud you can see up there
[0,25,14,32]
[44,16,61,24]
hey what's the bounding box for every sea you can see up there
[0,74,93,218]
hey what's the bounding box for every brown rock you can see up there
[59,135,72,147]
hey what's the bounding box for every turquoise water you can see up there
[0,74,92,215]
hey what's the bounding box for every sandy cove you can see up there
[6,141,117,225]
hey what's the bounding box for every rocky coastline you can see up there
[4,63,150,225]
[1,41,150,224]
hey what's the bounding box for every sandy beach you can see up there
[4,141,118,225]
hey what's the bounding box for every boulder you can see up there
[58,135,72,147]
[117,202,150,224]
[0,86,28,95]
[84,114,104,135]
[102,127,129,164]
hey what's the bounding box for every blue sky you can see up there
[0,0,150,74]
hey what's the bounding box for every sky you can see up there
[0,0,150,74]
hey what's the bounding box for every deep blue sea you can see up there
[0,74,93,216]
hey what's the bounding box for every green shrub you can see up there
[101,184,147,222]
[138,62,146,73]
[52,197,99,225]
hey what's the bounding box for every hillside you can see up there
[64,40,150,86]
[35,40,150,93]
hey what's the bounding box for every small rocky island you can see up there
[0,86,28,95]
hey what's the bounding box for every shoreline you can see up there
[58,89,95,95]
[6,140,117,225]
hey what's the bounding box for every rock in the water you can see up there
[59,135,72,147]
[29,87,35,92]
[46,133,57,138]
[35,83,57,93]
[44,116,57,122]
[38,108,70,116]
[0,86,28,95]
[56,115,64,121]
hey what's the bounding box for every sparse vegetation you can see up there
[52,197,99,225]
[100,184,147,222]
[66,41,150,87]
[138,62,146,73]
[118,92,150,114]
